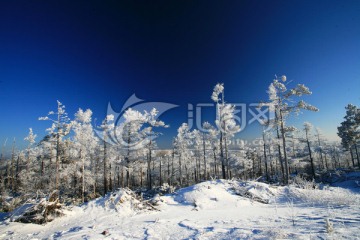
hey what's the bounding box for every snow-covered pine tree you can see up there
[192,129,203,183]
[98,114,114,195]
[211,83,240,179]
[19,128,38,194]
[263,75,318,184]
[337,104,360,167]
[120,108,146,188]
[72,108,98,202]
[174,123,193,186]
[24,128,36,173]
[39,101,71,192]
[143,108,168,190]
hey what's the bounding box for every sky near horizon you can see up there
[0,1,359,151]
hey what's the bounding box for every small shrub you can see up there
[158,183,176,194]
[291,175,318,190]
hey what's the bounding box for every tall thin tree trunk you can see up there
[198,152,201,181]
[40,156,44,189]
[113,167,116,189]
[121,166,124,188]
[262,132,269,181]
[116,166,120,189]
[275,111,285,183]
[279,110,289,184]
[6,163,10,189]
[56,133,60,191]
[268,144,275,178]
[159,158,162,186]
[305,131,316,179]
[167,156,171,185]
[252,154,255,179]
[225,136,230,179]
[335,147,341,168]
[355,144,360,168]
[179,153,182,186]
[103,139,107,196]
[171,150,175,185]
[213,147,217,178]
[194,166,197,183]
[147,147,152,190]
[203,133,207,180]
[81,150,85,203]
[140,165,143,188]
[220,131,226,179]
[324,153,329,170]
[109,163,112,191]
[258,154,262,176]
[26,147,30,174]
[349,147,355,168]
[11,139,15,192]
[317,135,325,169]
[126,125,131,188]
[332,147,337,169]
[55,103,62,193]
[15,155,20,191]
[94,156,99,195]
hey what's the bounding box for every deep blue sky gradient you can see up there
[0,1,359,151]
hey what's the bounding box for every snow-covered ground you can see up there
[1,179,360,239]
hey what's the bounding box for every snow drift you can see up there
[1,178,360,239]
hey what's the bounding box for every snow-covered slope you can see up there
[1,180,359,239]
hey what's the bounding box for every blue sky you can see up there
[0,1,359,151]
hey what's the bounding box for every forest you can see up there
[1,75,359,210]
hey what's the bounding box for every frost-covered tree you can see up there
[120,108,147,188]
[98,114,115,195]
[39,100,71,192]
[337,104,360,167]
[36,135,54,192]
[192,129,203,183]
[314,127,326,169]
[245,148,259,179]
[263,75,318,184]
[110,107,168,189]
[142,108,168,190]
[17,128,38,194]
[24,128,37,174]
[212,83,240,179]
[303,122,316,179]
[174,123,193,186]
[261,129,270,181]
[200,122,217,180]
[72,108,98,202]
[9,138,16,192]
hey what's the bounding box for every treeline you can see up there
[0,75,359,205]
